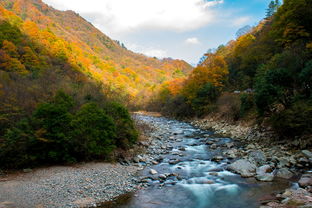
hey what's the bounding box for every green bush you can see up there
[104,102,138,149]
[255,67,294,114]
[192,83,220,116]
[71,103,116,159]
[240,93,254,117]
[270,101,312,139]
[161,95,195,118]
[299,60,312,98]
[32,91,74,163]
[0,91,135,169]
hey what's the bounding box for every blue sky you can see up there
[43,0,272,64]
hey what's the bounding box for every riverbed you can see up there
[100,114,291,208]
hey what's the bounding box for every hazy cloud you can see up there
[185,37,200,45]
[43,0,224,36]
[126,43,167,58]
[232,16,251,27]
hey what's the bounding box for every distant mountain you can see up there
[0,0,192,107]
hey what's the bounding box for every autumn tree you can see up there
[183,53,228,101]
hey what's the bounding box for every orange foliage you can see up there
[182,54,228,100]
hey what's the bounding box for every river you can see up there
[101,114,291,208]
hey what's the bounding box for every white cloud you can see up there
[43,0,223,37]
[185,37,200,45]
[232,16,251,27]
[126,43,167,58]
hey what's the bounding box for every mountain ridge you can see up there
[0,0,192,106]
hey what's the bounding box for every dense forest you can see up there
[0,0,192,169]
[150,0,312,143]
[1,0,311,169]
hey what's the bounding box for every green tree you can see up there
[33,91,74,162]
[255,68,294,114]
[104,102,138,148]
[70,103,116,159]
[300,60,312,98]
[266,0,280,18]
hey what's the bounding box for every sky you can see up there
[42,0,272,65]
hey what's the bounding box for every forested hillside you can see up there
[0,0,191,169]
[0,0,192,107]
[150,0,312,143]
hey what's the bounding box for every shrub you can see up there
[192,83,220,116]
[255,68,294,114]
[161,95,194,118]
[71,103,116,160]
[270,101,312,139]
[32,91,74,163]
[0,91,136,169]
[104,102,138,149]
[299,60,312,98]
[240,93,254,117]
[216,93,241,121]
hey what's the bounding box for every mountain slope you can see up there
[0,0,192,107]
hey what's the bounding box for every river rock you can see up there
[133,156,140,163]
[169,159,180,165]
[249,151,266,166]
[210,144,217,149]
[151,160,159,165]
[224,149,237,159]
[302,150,312,159]
[206,141,214,145]
[276,168,294,179]
[246,144,256,150]
[228,159,257,177]
[149,169,158,175]
[277,157,291,168]
[225,142,234,148]
[298,174,312,188]
[256,165,274,182]
[209,172,219,176]
[178,147,186,151]
[212,156,224,162]
[158,174,167,180]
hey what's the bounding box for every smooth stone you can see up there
[228,159,256,177]
[298,174,312,188]
[210,144,217,149]
[151,160,159,165]
[302,150,312,159]
[256,165,274,182]
[169,159,180,165]
[225,142,234,148]
[276,168,294,179]
[149,169,158,175]
[209,172,219,176]
[158,174,167,180]
[249,151,266,166]
[212,156,224,162]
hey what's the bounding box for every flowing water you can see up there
[101,115,291,208]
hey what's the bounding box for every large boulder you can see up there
[249,151,266,166]
[302,150,312,159]
[228,159,257,177]
[256,165,274,182]
[276,168,294,179]
[298,174,312,188]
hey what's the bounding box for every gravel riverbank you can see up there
[190,117,312,207]
[1,113,311,208]
[0,163,139,208]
